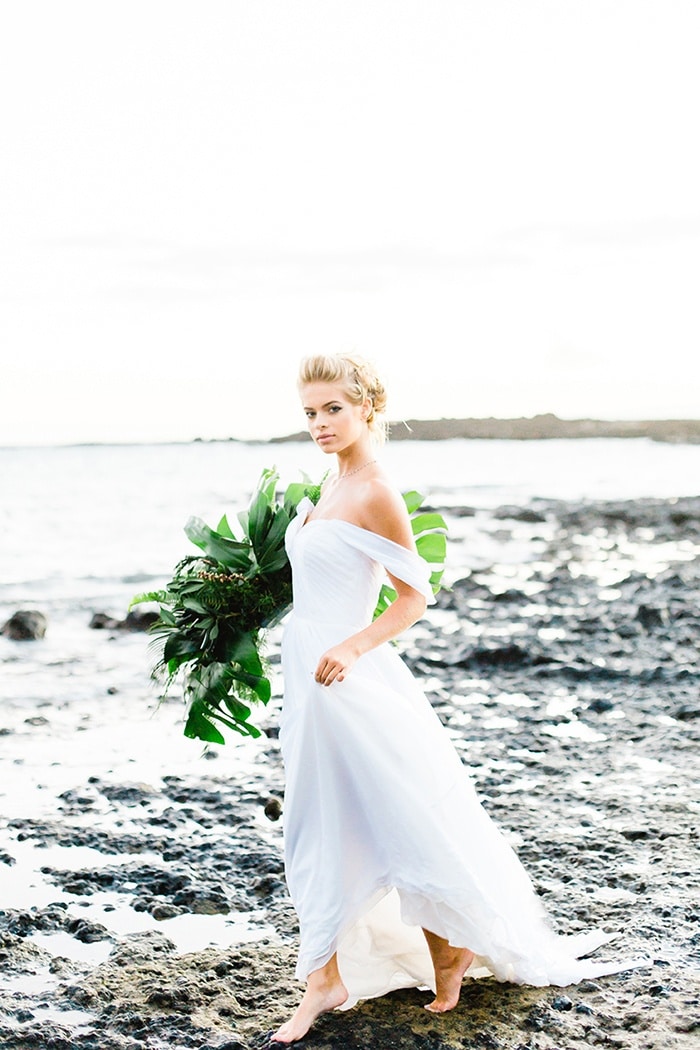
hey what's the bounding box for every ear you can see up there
[361,397,372,421]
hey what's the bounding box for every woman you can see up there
[272,353,643,1044]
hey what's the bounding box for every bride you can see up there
[271,353,643,1044]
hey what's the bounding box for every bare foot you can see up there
[271,979,348,1043]
[424,947,475,1013]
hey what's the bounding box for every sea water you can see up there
[3,436,700,624]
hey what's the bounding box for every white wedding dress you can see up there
[279,498,644,1007]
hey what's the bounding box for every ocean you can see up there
[4,436,700,623]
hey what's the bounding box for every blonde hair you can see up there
[298,353,388,444]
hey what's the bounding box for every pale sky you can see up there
[2,1,699,445]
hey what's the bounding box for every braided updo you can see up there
[298,353,388,444]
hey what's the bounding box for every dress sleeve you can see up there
[285,496,314,555]
[342,525,436,605]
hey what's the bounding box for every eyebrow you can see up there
[303,399,343,411]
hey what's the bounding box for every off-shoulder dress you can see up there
[280,497,643,1007]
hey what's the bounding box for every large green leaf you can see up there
[216,514,236,539]
[283,481,312,514]
[256,466,279,504]
[184,697,226,745]
[163,633,201,664]
[237,508,249,535]
[283,471,326,515]
[157,606,177,627]
[402,490,424,515]
[184,517,252,571]
[223,695,255,725]
[248,489,272,552]
[196,662,232,701]
[180,595,211,614]
[229,667,272,704]
[416,532,446,563]
[256,546,290,576]
[411,512,448,536]
[246,467,281,553]
[227,631,264,677]
[254,508,291,572]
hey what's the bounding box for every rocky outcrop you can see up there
[89,609,159,631]
[1,610,47,640]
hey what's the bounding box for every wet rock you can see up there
[252,874,286,899]
[148,903,184,920]
[647,983,672,997]
[588,697,614,713]
[459,643,540,668]
[524,1000,556,1030]
[107,929,177,964]
[62,984,99,1008]
[492,589,529,604]
[620,828,655,841]
[89,609,159,632]
[97,781,157,805]
[65,917,112,943]
[1,903,69,937]
[123,609,160,630]
[89,612,123,630]
[493,505,548,523]
[636,605,667,630]
[171,888,230,915]
[675,704,700,721]
[200,1041,248,1050]
[1,610,47,640]
[263,796,283,821]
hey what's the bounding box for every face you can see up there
[300,381,370,454]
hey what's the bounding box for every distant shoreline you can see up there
[3,415,700,451]
[270,413,700,444]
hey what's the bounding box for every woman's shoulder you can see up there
[356,475,414,548]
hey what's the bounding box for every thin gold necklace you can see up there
[337,459,376,480]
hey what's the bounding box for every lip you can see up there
[316,434,335,444]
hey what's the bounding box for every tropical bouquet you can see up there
[131,467,447,745]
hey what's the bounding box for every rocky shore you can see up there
[1,495,698,1049]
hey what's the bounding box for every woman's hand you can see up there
[314,640,361,686]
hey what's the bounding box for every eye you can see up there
[329,405,342,413]
[305,410,316,419]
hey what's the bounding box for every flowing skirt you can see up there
[279,611,644,1006]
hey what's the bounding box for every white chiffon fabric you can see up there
[279,498,644,1007]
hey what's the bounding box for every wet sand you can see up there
[1,494,699,1049]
